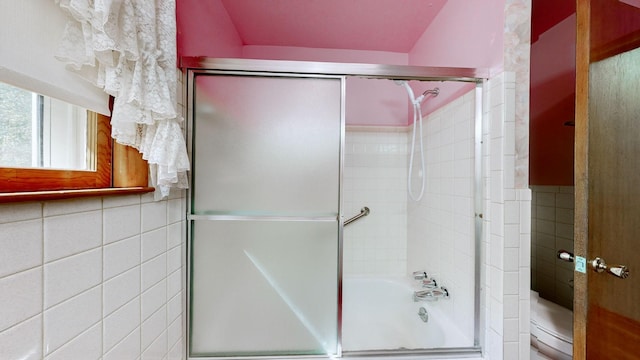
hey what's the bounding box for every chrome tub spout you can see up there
[413,287,449,302]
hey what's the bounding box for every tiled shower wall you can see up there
[406,89,477,338]
[0,193,186,360]
[343,127,408,276]
[482,72,532,360]
[530,185,575,310]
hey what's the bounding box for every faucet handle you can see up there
[412,271,428,280]
[422,278,437,289]
[440,287,449,299]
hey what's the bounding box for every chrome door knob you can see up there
[591,257,630,279]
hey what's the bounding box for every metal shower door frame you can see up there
[182,58,487,360]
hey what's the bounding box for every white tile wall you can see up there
[343,126,409,276]
[407,89,477,342]
[530,185,575,310]
[0,191,186,360]
[482,72,532,360]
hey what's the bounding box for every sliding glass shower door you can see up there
[188,73,344,357]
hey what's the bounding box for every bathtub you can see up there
[341,276,473,352]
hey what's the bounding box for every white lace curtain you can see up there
[55,0,189,199]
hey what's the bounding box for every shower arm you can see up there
[344,207,370,226]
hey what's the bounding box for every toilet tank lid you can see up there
[533,296,573,343]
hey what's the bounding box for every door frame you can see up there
[573,0,589,358]
[181,58,487,360]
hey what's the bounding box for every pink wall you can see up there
[176,0,505,126]
[529,14,576,186]
[177,0,243,59]
[408,0,505,70]
[407,0,505,116]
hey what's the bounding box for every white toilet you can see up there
[530,290,573,360]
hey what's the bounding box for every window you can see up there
[0,82,151,200]
[0,82,92,170]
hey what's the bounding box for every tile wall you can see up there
[530,185,574,310]
[343,127,408,276]
[406,89,477,340]
[482,72,532,360]
[0,192,186,360]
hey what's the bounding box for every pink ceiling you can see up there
[219,0,447,53]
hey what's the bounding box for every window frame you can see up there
[0,111,154,201]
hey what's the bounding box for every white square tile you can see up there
[167,222,183,250]
[141,201,167,233]
[168,337,184,360]
[167,246,181,274]
[103,205,141,244]
[0,267,42,332]
[103,327,140,360]
[142,279,166,321]
[43,197,102,217]
[503,294,519,319]
[167,292,182,324]
[520,333,531,360]
[104,297,140,353]
[504,341,520,360]
[490,266,504,300]
[44,286,101,356]
[0,219,42,278]
[142,253,166,292]
[167,316,182,353]
[104,266,140,316]
[167,268,182,300]
[504,318,519,342]
[44,211,102,262]
[504,248,519,272]
[45,322,101,360]
[504,224,520,248]
[44,248,102,309]
[504,200,520,224]
[103,194,141,209]
[489,297,504,335]
[490,234,504,270]
[504,271,519,295]
[142,304,167,352]
[142,227,167,263]
[519,299,531,333]
[0,315,42,360]
[141,330,167,360]
[167,198,183,224]
[104,235,141,281]
[0,202,41,224]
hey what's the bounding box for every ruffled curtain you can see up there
[54,0,189,199]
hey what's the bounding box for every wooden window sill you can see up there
[0,187,155,203]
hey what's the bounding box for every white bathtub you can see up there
[341,276,473,352]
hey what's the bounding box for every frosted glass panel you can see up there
[190,220,339,357]
[192,75,342,214]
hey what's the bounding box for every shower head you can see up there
[422,87,440,98]
[414,87,439,104]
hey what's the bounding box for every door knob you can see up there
[591,257,630,279]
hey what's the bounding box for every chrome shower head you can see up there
[422,87,440,97]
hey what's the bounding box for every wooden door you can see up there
[575,0,640,358]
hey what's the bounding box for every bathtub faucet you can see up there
[413,287,449,302]
[421,278,438,289]
[412,271,438,289]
